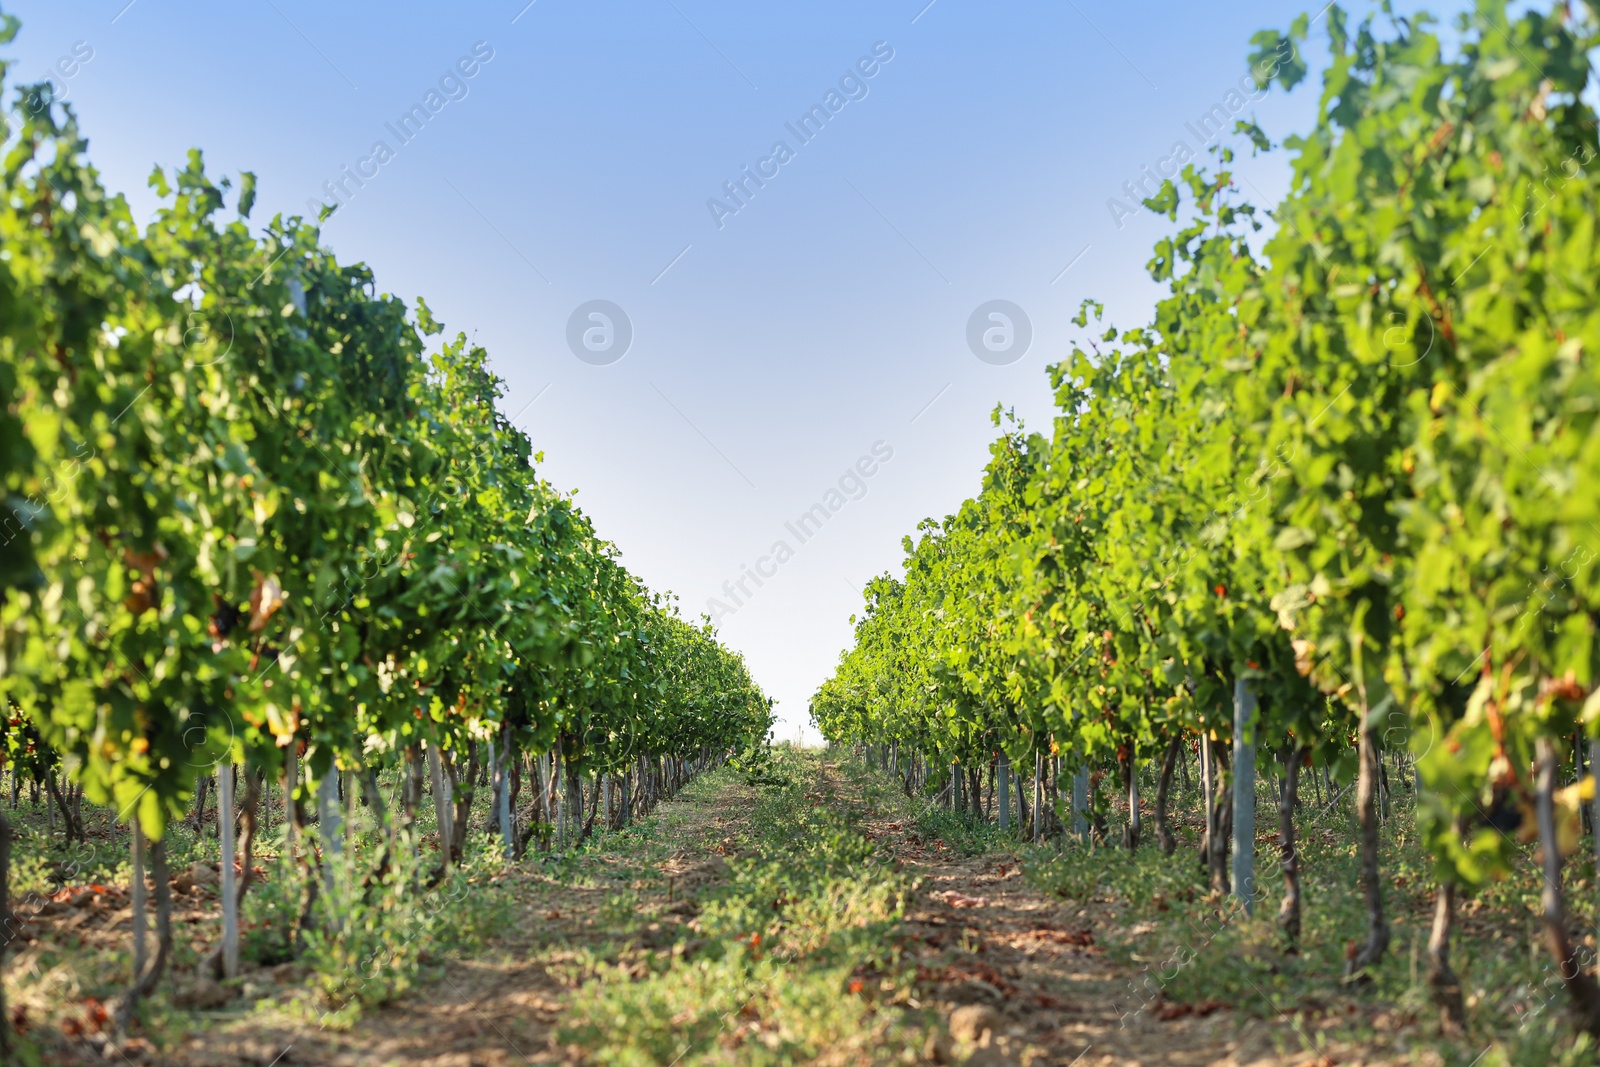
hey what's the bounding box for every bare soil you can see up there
[859,799,1337,1065]
[15,762,1426,1066]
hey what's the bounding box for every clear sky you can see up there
[4,0,1334,744]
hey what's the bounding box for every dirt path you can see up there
[73,758,1395,1066]
[833,760,1351,1067]
[168,772,761,1067]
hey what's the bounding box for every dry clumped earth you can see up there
[17,763,1428,1066]
[162,806,748,1067]
[856,796,1423,1067]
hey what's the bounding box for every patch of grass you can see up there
[727,742,797,790]
[1001,777,1600,1067]
[912,805,1012,858]
[275,831,516,1021]
[558,752,929,1066]
[849,749,1600,1065]
[241,853,304,967]
[598,889,642,930]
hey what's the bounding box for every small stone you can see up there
[269,962,308,985]
[172,864,219,895]
[172,977,234,1011]
[948,1003,999,1043]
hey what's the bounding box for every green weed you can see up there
[558,752,927,1065]
[295,831,513,1019]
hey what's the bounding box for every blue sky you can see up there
[4,0,1332,743]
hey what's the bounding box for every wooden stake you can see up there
[0,811,8,1059]
[219,766,239,979]
[997,755,1010,831]
[427,745,450,868]
[1071,765,1088,842]
[284,747,298,859]
[1232,678,1257,914]
[494,733,513,859]
[131,820,147,981]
